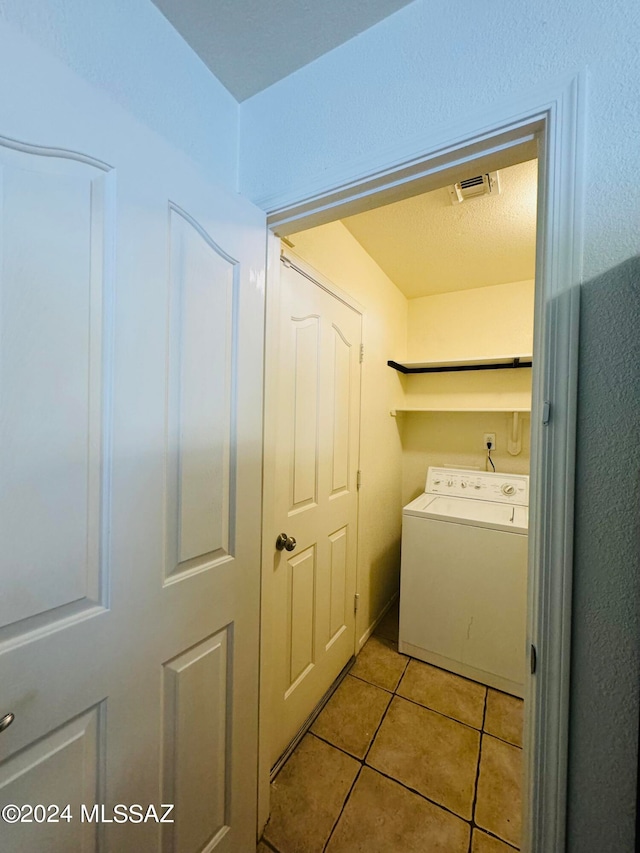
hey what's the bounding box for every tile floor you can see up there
[259,604,523,853]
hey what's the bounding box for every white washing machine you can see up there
[399,467,529,697]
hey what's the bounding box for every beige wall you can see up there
[288,226,535,642]
[289,221,408,646]
[401,411,531,504]
[401,279,534,502]
[407,279,535,361]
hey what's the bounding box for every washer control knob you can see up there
[501,483,516,496]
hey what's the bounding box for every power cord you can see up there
[487,441,496,472]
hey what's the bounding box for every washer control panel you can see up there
[425,467,529,506]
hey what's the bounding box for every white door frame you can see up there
[258,72,586,852]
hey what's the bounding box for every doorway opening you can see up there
[259,79,584,853]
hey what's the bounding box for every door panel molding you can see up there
[290,317,320,512]
[0,135,115,643]
[330,326,352,495]
[0,703,104,853]
[327,526,348,647]
[162,629,230,853]
[286,545,317,691]
[164,203,238,583]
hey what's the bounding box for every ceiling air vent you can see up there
[449,171,500,204]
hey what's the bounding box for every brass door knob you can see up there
[275,533,297,552]
[0,713,15,733]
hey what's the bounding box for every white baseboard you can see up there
[357,592,399,650]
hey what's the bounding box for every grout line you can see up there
[272,636,523,852]
[348,671,395,694]
[362,763,475,825]
[474,826,521,850]
[481,730,524,750]
[271,655,355,782]
[393,690,486,733]
[362,686,395,764]
[359,641,481,825]
[357,645,523,746]
[400,652,526,710]
[258,838,281,853]
[322,765,363,852]
[310,731,367,763]
[309,724,478,829]
[467,690,489,853]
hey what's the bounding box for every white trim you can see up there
[524,70,586,853]
[268,127,539,235]
[356,593,399,650]
[257,231,282,837]
[257,71,586,853]
[255,72,581,221]
[280,249,365,315]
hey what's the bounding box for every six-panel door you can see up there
[270,260,362,765]
[0,28,265,853]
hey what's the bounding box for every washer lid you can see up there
[403,494,528,533]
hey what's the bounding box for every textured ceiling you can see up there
[150,0,415,101]
[341,160,538,299]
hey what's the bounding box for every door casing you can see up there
[258,71,586,852]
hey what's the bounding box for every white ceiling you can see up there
[341,160,538,299]
[150,0,415,102]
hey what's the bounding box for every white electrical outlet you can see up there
[483,433,496,451]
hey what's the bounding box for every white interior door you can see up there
[0,27,265,853]
[269,257,362,765]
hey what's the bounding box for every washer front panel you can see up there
[425,467,529,506]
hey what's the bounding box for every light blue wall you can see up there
[572,256,640,851]
[239,1,640,848]
[0,0,239,192]
[240,0,640,283]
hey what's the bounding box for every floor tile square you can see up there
[311,674,392,758]
[326,766,470,853]
[366,695,480,819]
[350,635,408,692]
[484,689,524,747]
[373,602,399,643]
[265,734,360,853]
[475,734,522,847]
[397,659,486,728]
[472,828,518,852]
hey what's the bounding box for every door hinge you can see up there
[530,643,537,674]
[354,593,360,614]
[356,470,362,490]
[542,401,551,425]
[359,343,364,363]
